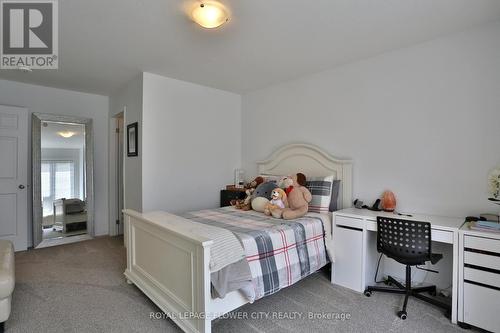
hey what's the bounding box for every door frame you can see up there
[32,113,94,248]
[108,108,125,236]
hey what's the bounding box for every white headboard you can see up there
[257,143,353,210]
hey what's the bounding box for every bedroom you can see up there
[0,0,499,332]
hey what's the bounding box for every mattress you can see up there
[183,207,331,302]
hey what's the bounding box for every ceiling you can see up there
[1,0,500,96]
[41,122,85,149]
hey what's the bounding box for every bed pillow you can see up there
[305,175,334,213]
[329,179,341,212]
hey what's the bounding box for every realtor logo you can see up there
[1,0,58,69]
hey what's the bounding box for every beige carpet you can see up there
[10,237,467,333]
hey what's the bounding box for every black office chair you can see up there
[364,217,451,320]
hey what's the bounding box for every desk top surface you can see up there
[334,207,464,232]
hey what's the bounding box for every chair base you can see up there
[364,268,451,320]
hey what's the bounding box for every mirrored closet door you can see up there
[32,114,94,248]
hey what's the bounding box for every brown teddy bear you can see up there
[232,188,254,211]
[270,173,312,219]
[244,176,264,190]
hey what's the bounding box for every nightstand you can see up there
[220,189,246,207]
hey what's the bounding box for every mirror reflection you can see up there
[41,121,87,240]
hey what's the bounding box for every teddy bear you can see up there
[264,188,288,216]
[230,176,264,210]
[244,176,264,190]
[231,188,254,210]
[270,173,312,220]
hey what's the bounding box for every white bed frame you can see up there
[123,143,353,333]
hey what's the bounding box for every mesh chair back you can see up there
[377,216,432,265]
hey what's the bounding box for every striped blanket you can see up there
[183,207,329,301]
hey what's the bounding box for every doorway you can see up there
[109,112,125,237]
[115,113,124,235]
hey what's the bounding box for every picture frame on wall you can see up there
[127,122,138,157]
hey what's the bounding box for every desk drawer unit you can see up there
[336,215,365,230]
[333,215,364,292]
[462,235,500,332]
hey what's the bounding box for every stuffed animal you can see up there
[271,173,312,220]
[231,188,254,211]
[251,181,277,212]
[230,176,264,210]
[264,188,288,216]
[245,176,264,189]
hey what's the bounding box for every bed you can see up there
[123,143,353,333]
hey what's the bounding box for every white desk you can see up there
[331,208,464,324]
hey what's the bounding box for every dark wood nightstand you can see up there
[220,189,246,207]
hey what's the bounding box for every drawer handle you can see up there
[464,280,500,292]
[336,225,362,232]
[465,247,500,257]
[337,216,363,220]
[464,264,500,275]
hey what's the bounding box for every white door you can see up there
[0,106,28,251]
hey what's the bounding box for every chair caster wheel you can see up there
[364,290,371,297]
[397,311,407,320]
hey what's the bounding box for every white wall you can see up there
[242,21,500,218]
[0,79,110,243]
[142,72,241,213]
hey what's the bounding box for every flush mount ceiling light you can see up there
[58,131,76,138]
[191,2,229,29]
